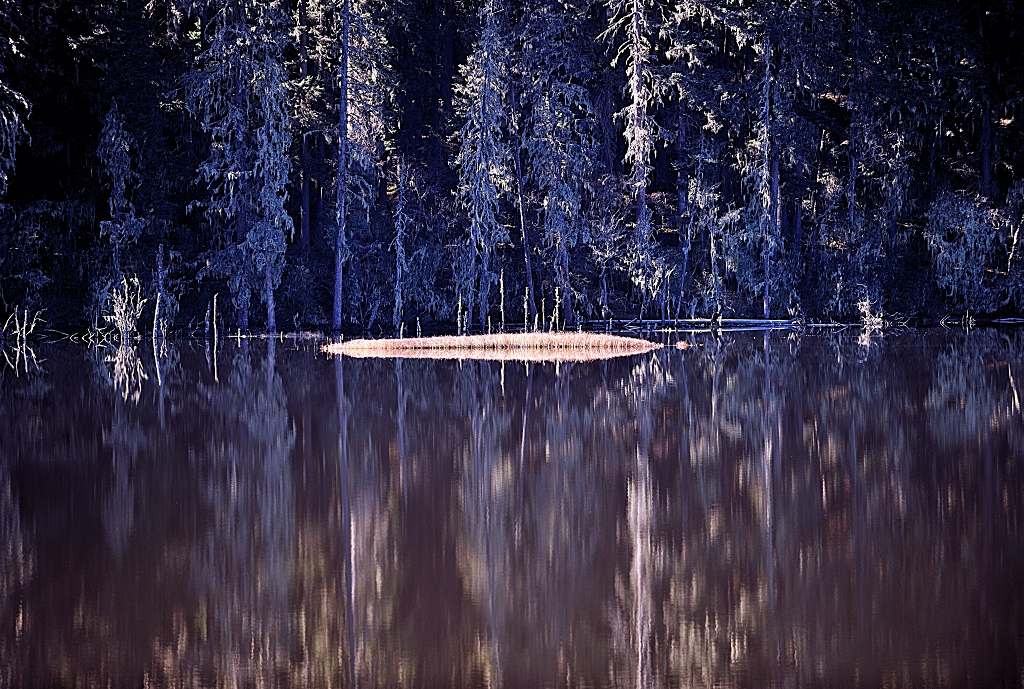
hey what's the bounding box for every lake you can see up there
[1,329,1022,688]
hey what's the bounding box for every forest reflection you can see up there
[1,331,1022,689]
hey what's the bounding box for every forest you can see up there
[0,0,1022,334]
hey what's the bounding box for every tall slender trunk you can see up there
[848,144,858,228]
[238,300,250,332]
[709,206,720,317]
[332,0,350,334]
[981,97,993,198]
[676,106,691,304]
[298,1,311,254]
[478,249,491,327]
[393,156,407,334]
[265,265,277,334]
[793,197,802,254]
[600,265,609,318]
[556,239,573,326]
[628,0,652,278]
[300,133,311,253]
[928,114,942,194]
[512,143,536,319]
[761,46,778,320]
[766,146,780,319]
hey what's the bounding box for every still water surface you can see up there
[1,330,1022,689]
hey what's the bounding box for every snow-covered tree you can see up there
[454,0,513,327]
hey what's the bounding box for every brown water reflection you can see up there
[0,331,1022,689]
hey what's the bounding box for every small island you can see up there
[325,332,661,361]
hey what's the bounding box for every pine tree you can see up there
[97,102,145,278]
[744,40,781,319]
[332,0,395,332]
[331,0,351,333]
[521,0,597,324]
[603,0,660,308]
[0,0,27,197]
[665,0,730,314]
[188,0,292,332]
[392,154,410,333]
[454,0,512,327]
[250,15,292,334]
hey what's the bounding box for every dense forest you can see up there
[0,0,1022,333]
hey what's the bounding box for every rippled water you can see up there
[1,330,1022,689]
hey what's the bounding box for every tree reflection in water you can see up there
[0,331,1022,688]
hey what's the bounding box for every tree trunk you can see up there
[298,0,311,254]
[238,300,250,332]
[793,197,802,254]
[981,97,993,198]
[331,0,350,334]
[512,142,536,319]
[600,265,609,318]
[761,49,779,321]
[557,240,574,326]
[766,146,780,319]
[265,265,277,334]
[393,156,406,334]
[676,106,691,304]
[478,249,491,327]
[300,132,311,254]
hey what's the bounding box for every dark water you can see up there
[1,330,1023,689]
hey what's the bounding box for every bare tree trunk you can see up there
[981,97,993,198]
[761,48,779,321]
[478,249,491,327]
[600,265,609,318]
[928,114,942,194]
[298,1,312,255]
[766,146,780,319]
[331,0,350,334]
[393,156,407,334]
[556,239,574,326]
[676,106,691,305]
[793,197,803,257]
[300,133,311,253]
[265,265,277,334]
[512,145,536,319]
[238,299,250,332]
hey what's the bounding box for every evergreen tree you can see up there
[603,0,660,309]
[97,102,145,278]
[332,0,395,332]
[0,0,27,197]
[454,0,512,327]
[2,0,1024,328]
[521,0,597,324]
[188,0,293,332]
[392,154,410,332]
